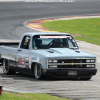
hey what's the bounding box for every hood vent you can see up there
[47,51,54,53]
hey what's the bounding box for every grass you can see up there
[0,91,72,100]
[42,18,100,45]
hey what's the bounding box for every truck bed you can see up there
[0,42,19,48]
[0,42,19,65]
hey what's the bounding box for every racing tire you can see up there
[34,63,43,79]
[2,59,16,75]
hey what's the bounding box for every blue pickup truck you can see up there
[0,32,97,80]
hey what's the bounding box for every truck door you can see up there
[16,35,31,69]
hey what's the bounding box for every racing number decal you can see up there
[18,57,25,67]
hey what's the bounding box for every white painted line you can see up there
[78,81,100,87]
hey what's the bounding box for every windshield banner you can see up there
[40,36,67,38]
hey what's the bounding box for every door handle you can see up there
[18,49,22,51]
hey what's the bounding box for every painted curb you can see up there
[24,15,100,32]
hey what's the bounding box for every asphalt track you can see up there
[0,0,100,100]
[0,0,100,40]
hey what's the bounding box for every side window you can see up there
[20,36,30,49]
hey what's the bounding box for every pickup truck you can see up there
[0,32,97,80]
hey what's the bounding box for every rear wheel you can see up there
[2,59,15,75]
[34,63,43,79]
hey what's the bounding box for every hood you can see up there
[34,48,96,58]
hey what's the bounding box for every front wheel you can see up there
[34,63,43,79]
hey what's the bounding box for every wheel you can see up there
[34,63,43,79]
[80,76,92,80]
[2,59,15,75]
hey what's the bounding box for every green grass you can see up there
[42,18,100,45]
[0,91,72,100]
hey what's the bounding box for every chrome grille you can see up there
[57,65,86,68]
[48,59,95,69]
[57,59,86,63]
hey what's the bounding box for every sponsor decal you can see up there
[18,57,25,67]
[34,47,37,49]
[72,39,75,42]
[29,56,40,69]
[29,56,32,69]
[69,37,72,39]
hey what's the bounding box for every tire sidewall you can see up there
[2,59,9,74]
[34,63,42,79]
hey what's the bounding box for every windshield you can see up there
[33,35,78,49]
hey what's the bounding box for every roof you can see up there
[23,32,71,36]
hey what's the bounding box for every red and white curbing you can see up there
[24,15,100,32]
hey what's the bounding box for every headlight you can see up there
[53,60,57,63]
[86,60,91,63]
[91,59,95,62]
[86,59,95,63]
[48,60,57,63]
[86,65,95,67]
[48,60,52,63]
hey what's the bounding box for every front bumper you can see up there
[42,68,97,78]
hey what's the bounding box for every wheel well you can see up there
[0,58,4,66]
[31,62,36,74]
[31,62,42,74]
